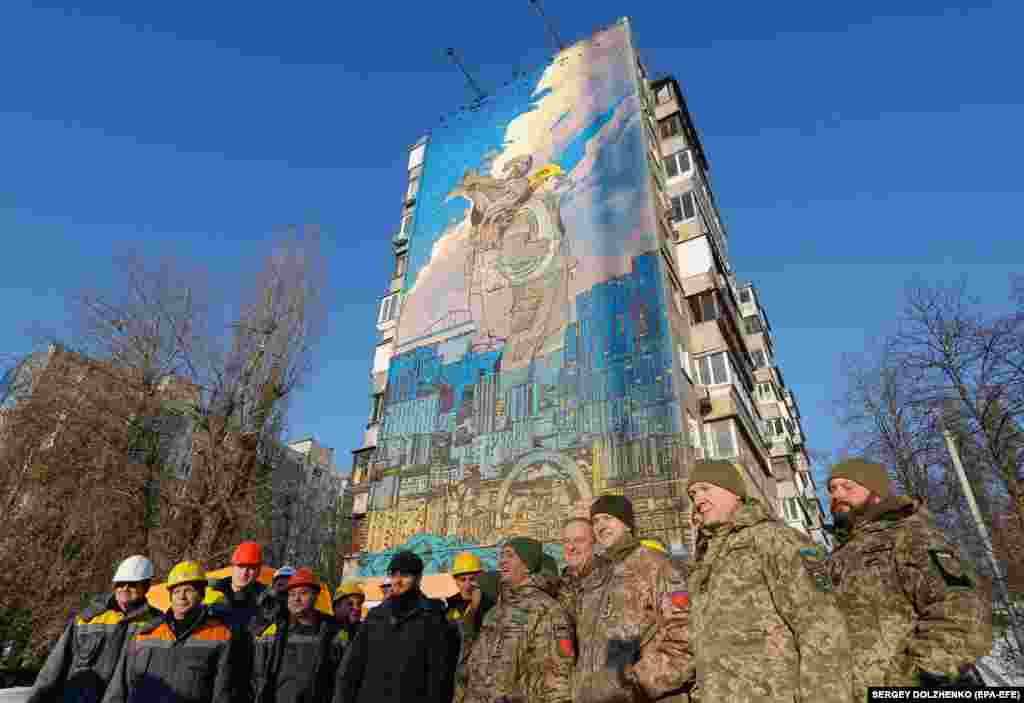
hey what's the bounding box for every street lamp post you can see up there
[937,416,1024,656]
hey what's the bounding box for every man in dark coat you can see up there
[101,560,241,703]
[333,551,451,703]
[204,541,275,628]
[251,568,344,703]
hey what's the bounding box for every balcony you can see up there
[705,381,770,453]
[769,434,794,458]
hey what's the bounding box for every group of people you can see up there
[26,458,993,703]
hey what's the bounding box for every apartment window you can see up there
[767,418,785,437]
[696,351,730,386]
[406,167,421,202]
[670,192,696,222]
[378,294,401,324]
[757,383,776,402]
[687,413,702,455]
[707,422,737,458]
[739,289,752,304]
[663,150,691,179]
[656,85,674,104]
[659,114,684,140]
[394,253,408,278]
[744,316,764,335]
[369,393,385,425]
[399,213,413,237]
[677,345,692,381]
[783,497,801,522]
[784,418,795,434]
[689,291,719,324]
[751,349,769,369]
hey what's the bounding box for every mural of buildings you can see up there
[347,16,826,578]
[347,18,698,577]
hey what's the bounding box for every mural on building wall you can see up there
[356,20,692,576]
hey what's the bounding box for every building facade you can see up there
[346,17,826,579]
[653,77,829,545]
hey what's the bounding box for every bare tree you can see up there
[0,228,328,662]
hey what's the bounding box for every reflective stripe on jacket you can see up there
[251,616,344,703]
[28,596,161,703]
[100,605,237,703]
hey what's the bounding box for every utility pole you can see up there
[938,415,1024,655]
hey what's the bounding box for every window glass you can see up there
[676,150,691,175]
[699,356,712,386]
[715,423,736,457]
[682,192,696,219]
[663,154,679,179]
[701,292,717,322]
[711,352,729,384]
[739,289,752,303]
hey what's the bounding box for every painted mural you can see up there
[356,19,693,576]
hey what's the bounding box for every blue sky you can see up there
[2,1,1022,498]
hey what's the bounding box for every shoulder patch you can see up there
[798,545,833,592]
[928,548,974,589]
[554,621,574,658]
[668,591,689,609]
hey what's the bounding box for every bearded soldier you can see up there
[827,458,992,698]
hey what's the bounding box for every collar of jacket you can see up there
[500,571,558,604]
[700,499,771,538]
[841,495,918,541]
[78,594,158,623]
[162,604,214,640]
[212,575,265,603]
[604,534,641,563]
[374,590,437,626]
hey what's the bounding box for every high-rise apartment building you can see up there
[654,76,829,545]
[345,17,827,580]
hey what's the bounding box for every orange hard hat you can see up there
[287,568,319,591]
[231,541,263,566]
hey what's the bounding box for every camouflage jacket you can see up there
[455,571,573,703]
[556,558,601,629]
[690,500,852,703]
[827,496,993,699]
[574,536,692,703]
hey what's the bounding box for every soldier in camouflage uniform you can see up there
[827,458,993,699]
[574,495,692,703]
[687,461,852,703]
[455,537,573,703]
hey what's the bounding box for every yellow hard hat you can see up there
[641,539,669,554]
[452,552,483,577]
[333,582,364,602]
[167,560,206,589]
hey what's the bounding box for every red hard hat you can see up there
[287,568,319,591]
[231,541,263,566]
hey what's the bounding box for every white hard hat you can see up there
[113,555,154,583]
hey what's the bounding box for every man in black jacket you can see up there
[252,568,344,703]
[333,551,452,703]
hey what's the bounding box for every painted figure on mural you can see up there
[446,153,571,369]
